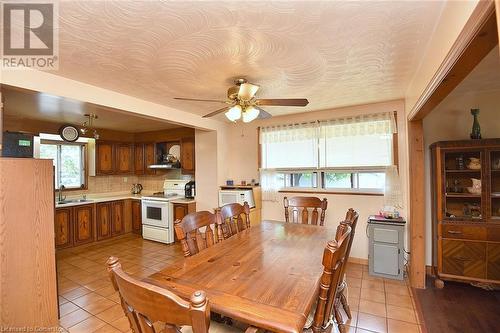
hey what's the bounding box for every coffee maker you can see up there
[185,181,195,199]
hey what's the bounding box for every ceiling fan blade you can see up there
[256,98,309,107]
[254,106,272,119]
[238,83,260,101]
[202,106,230,118]
[174,97,227,104]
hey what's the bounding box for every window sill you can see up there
[278,189,383,196]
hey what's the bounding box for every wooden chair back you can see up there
[107,257,210,333]
[284,196,328,225]
[339,208,359,278]
[174,211,223,257]
[311,223,352,331]
[218,202,251,239]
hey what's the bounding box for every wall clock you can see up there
[59,124,80,142]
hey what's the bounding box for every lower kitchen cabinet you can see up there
[96,202,112,240]
[131,200,142,234]
[173,202,196,222]
[55,208,72,248]
[112,200,125,235]
[74,205,95,245]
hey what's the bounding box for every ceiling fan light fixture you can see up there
[242,106,260,123]
[225,105,242,121]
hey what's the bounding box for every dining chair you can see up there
[336,209,360,323]
[107,256,210,332]
[218,202,251,239]
[107,257,248,333]
[283,196,328,225]
[310,222,352,333]
[174,211,223,257]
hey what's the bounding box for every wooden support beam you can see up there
[409,119,426,289]
[412,10,498,121]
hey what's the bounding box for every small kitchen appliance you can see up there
[131,183,143,194]
[219,189,255,208]
[140,179,190,244]
[185,180,196,199]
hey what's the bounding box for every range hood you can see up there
[148,163,180,169]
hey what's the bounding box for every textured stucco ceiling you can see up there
[50,1,445,117]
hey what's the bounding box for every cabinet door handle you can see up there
[447,230,462,235]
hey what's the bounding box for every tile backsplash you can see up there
[66,169,187,196]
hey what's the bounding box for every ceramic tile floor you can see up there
[56,234,423,333]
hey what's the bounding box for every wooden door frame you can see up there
[407,1,497,289]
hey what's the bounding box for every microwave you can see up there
[219,189,255,208]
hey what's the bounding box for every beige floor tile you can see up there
[385,293,413,309]
[386,305,417,324]
[357,312,387,333]
[110,316,132,332]
[96,304,126,323]
[387,319,420,333]
[348,286,361,299]
[358,299,386,317]
[59,308,93,329]
[73,293,115,315]
[95,285,117,297]
[360,289,386,304]
[68,316,106,333]
[342,310,358,328]
[361,280,384,292]
[84,279,111,291]
[347,296,359,312]
[59,296,69,305]
[59,302,80,317]
[347,269,363,279]
[61,286,92,301]
[347,277,362,288]
[93,324,123,333]
[385,285,409,297]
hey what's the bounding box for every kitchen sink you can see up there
[57,199,93,205]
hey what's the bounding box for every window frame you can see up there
[257,112,398,196]
[40,139,88,191]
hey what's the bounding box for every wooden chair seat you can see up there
[283,196,328,225]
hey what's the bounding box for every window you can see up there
[259,112,396,194]
[40,141,86,189]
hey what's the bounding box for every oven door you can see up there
[141,199,169,228]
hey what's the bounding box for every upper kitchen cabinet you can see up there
[144,143,157,175]
[115,143,134,174]
[134,143,145,175]
[181,136,195,174]
[96,142,115,175]
[96,141,135,175]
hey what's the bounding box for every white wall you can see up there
[226,100,408,260]
[423,88,500,265]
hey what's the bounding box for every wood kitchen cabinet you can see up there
[144,142,156,175]
[96,142,115,175]
[111,200,125,235]
[73,205,95,245]
[96,202,112,240]
[173,202,196,222]
[115,143,134,174]
[54,208,72,248]
[180,137,195,174]
[131,200,142,234]
[134,143,145,175]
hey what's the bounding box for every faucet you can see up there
[58,185,66,202]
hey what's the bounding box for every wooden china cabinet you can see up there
[431,139,500,287]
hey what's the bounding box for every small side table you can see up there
[367,215,406,280]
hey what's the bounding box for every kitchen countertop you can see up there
[55,191,196,208]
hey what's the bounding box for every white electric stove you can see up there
[141,179,189,244]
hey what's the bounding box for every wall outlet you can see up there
[123,177,128,183]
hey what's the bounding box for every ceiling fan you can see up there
[174,78,309,123]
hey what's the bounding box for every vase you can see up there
[470,108,481,139]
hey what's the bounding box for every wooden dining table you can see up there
[145,220,338,333]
